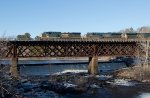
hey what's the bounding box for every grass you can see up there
[115,65,150,82]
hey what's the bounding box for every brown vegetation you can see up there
[115,66,150,82]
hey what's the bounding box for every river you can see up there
[0,59,150,98]
[19,60,126,75]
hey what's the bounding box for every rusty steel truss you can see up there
[0,40,138,58]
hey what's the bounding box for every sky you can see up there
[0,0,150,38]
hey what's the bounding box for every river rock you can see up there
[40,81,87,94]
[21,82,40,92]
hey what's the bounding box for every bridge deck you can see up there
[9,38,150,42]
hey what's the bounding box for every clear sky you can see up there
[0,0,150,38]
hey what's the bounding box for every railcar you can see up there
[125,33,137,39]
[136,33,150,39]
[125,33,150,39]
[85,32,150,39]
[85,32,104,38]
[61,32,81,39]
[85,32,122,38]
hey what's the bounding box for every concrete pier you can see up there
[10,57,19,78]
[88,56,99,75]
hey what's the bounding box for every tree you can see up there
[24,32,31,39]
[16,32,31,40]
[120,27,135,33]
[17,35,25,40]
[137,26,150,33]
[35,36,40,40]
[0,40,20,97]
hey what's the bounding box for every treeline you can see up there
[120,26,150,33]
[16,32,32,40]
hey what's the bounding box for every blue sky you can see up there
[0,0,150,38]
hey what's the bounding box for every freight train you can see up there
[37,32,150,40]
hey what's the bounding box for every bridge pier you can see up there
[88,56,99,75]
[10,57,19,78]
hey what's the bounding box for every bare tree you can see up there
[137,26,150,33]
[0,39,20,98]
[120,27,135,33]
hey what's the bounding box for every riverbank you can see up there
[113,66,150,83]
[0,71,110,97]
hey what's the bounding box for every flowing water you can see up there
[0,59,150,98]
[19,60,126,75]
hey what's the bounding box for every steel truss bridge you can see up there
[0,38,149,77]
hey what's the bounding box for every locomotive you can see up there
[40,32,81,40]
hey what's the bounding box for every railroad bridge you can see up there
[0,39,148,77]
